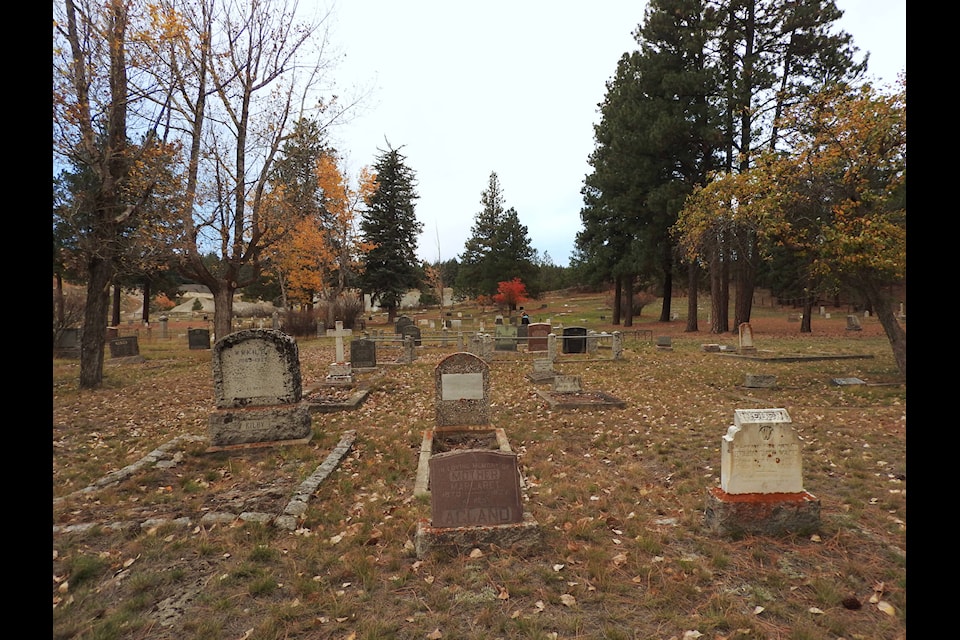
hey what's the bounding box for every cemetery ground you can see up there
[52,293,906,640]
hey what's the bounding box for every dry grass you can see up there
[53,293,906,640]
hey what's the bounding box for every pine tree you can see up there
[456,172,537,300]
[359,144,423,322]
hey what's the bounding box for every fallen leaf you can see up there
[612,552,627,567]
[511,609,521,619]
[426,629,442,639]
[753,606,764,615]
[808,607,825,615]
[877,601,896,616]
[237,629,254,640]
[534,600,546,612]
[498,587,510,600]
[682,631,703,639]
[469,548,483,558]
[424,575,435,584]
[553,564,565,572]
[560,594,577,607]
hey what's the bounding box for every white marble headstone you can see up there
[720,408,803,494]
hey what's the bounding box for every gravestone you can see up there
[705,408,820,536]
[429,450,523,527]
[611,331,623,360]
[738,322,756,352]
[527,323,551,352]
[846,315,862,331]
[721,409,802,493]
[326,321,354,385]
[401,323,422,347]
[350,338,377,371]
[208,329,312,450]
[517,323,528,346]
[656,336,673,351]
[553,375,583,393]
[188,328,211,350]
[495,324,518,351]
[562,327,587,354]
[435,352,490,426]
[54,327,82,359]
[109,336,140,359]
[395,315,414,334]
[744,374,777,389]
[526,358,556,383]
[586,330,600,355]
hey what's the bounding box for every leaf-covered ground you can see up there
[53,299,906,640]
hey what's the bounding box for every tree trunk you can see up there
[141,279,151,325]
[659,264,673,322]
[685,262,699,332]
[55,273,65,327]
[622,276,634,327]
[213,285,236,342]
[111,282,122,327]
[79,258,113,389]
[612,275,622,326]
[862,282,906,378]
[800,295,814,333]
[710,253,728,334]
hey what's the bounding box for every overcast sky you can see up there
[317,0,906,267]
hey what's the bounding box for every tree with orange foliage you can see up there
[493,277,529,312]
[676,79,906,376]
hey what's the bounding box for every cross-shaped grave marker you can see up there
[326,320,352,363]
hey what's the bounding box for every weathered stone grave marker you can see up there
[435,352,490,426]
[109,336,143,361]
[704,408,820,536]
[207,329,312,451]
[527,323,551,352]
[54,327,82,359]
[188,328,211,350]
[325,321,354,385]
[495,323,518,351]
[428,450,523,527]
[350,337,377,371]
[846,315,862,331]
[738,323,756,352]
[562,326,587,354]
[744,374,777,389]
[656,336,673,351]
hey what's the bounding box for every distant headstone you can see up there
[721,408,801,494]
[562,327,587,354]
[744,374,777,389]
[208,329,311,449]
[495,324,518,351]
[846,315,862,331]
[702,343,721,352]
[350,338,377,370]
[612,331,623,360]
[326,320,353,363]
[787,313,801,322]
[738,323,756,352]
[395,316,414,334]
[401,323,422,346]
[109,336,140,358]
[188,328,211,350]
[54,327,82,359]
[527,323,551,352]
[517,323,528,346]
[429,450,523,527]
[656,336,673,351]
[552,375,583,393]
[435,352,490,427]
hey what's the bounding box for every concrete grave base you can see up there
[703,487,821,537]
[414,513,542,559]
[207,403,312,450]
[415,427,513,498]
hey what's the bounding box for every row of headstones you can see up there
[204,330,817,538]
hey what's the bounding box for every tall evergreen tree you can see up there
[456,172,537,300]
[359,143,423,322]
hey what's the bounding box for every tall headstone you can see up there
[350,338,377,371]
[495,324,518,351]
[395,315,414,335]
[208,329,312,449]
[435,352,490,427]
[705,408,820,536]
[401,323,422,347]
[325,320,354,384]
[527,323,551,352]
[846,315,863,331]
[738,323,756,352]
[612,331,623,360]
[562,327,587,354]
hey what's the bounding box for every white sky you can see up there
[317,0,906,267]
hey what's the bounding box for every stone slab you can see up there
[703,487,821,537]
[207,403,312,448]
